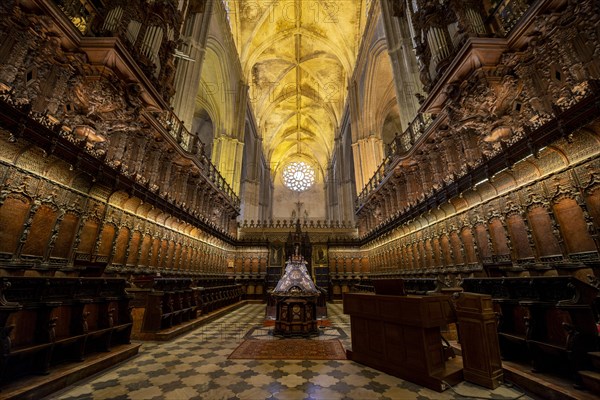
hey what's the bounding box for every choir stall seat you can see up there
[462,277,600,380]
[0,277,133,386]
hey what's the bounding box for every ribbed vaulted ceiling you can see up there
[228,0,367,177]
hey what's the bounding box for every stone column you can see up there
[171,0,215,129]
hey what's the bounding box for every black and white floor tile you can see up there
[47,303,531,400]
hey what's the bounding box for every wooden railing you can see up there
[357,79,600,241]
[356,112,433,210]
[0,86,238,242]
[488,0,533,36]
[54,0,101,35]
[44,1,240,211]
[150,110,240,209]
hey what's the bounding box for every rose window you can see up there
[283,161,315,191]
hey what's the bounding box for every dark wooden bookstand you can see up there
[343,292,463,392]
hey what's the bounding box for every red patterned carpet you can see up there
[228,339,347,360]
[263,319,332,327]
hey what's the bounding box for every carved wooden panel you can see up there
[416,240,427,268]
[179,246,188,270]
[585,188,600,230]
[191,247,200,271]
[553,199,596,254]
[8,309,37,348]
[474,225,492,259]
[432,238,443,267]
[149,238,160,267]
[425,239,435,267]
[22,205,57,257]
[97,224,116,256]
[156,239,168,268]
[188,247,196,270]
[544,308,572,346]
[527,207,562,257]
[403,246,411,269]
[344,257,353,271]
[112,227,130,265]
[126,231,141,265]
[162,240,175,268]
[441,235,453,266]
[450,232,465,265]
[138,234,152,267]
[361,256,370,273]
[0,197,29,254]
[78,219,99,255]
[461,228,478,264]
[506,215,534,260]
[51,213,79,259]
[234,256,243,272]
[488,219,510,256]
[173,243,182,269]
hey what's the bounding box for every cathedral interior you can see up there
[0,0,600,399]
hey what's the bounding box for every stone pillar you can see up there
[171,0,215,129]
[380,0,424,128]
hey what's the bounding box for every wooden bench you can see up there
[136,278,199,333]
[462,277,599,379]
[199,284,243,314]
[0,277,133,385]
[403,278,442,294]
[368,277,442,294]
[133,278,242,334]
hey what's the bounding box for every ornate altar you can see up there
[271,255,320,337]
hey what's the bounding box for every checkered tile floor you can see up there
[47,303,531,400]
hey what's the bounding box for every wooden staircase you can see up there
[579,352,600,395]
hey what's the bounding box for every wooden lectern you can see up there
[343,293,463,392]
[454,292,503,389]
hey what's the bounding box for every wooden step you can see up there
[502,360,599,400]
[587,352,600,370]
[0,343,141,400]
[579,370,600,396]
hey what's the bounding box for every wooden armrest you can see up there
[10,342,53,356]
[498,332,527,343]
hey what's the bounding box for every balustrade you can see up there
[54,0,99,34]
[488,0,533,35]
[356,112,434,210]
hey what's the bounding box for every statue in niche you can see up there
[315,246,327,265]
[270,246,282,265]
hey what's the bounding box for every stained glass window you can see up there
[283,161,315,191]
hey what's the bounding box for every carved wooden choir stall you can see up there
[128,276,243,337]
[462,277,600,382]
[0,277,135,388]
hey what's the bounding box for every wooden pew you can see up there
[138,278,197,332]
[403,278,441,294]
[462,277,600,378]
[136,278,242,334]
[198,284,242,315]
[0,277,133,385]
